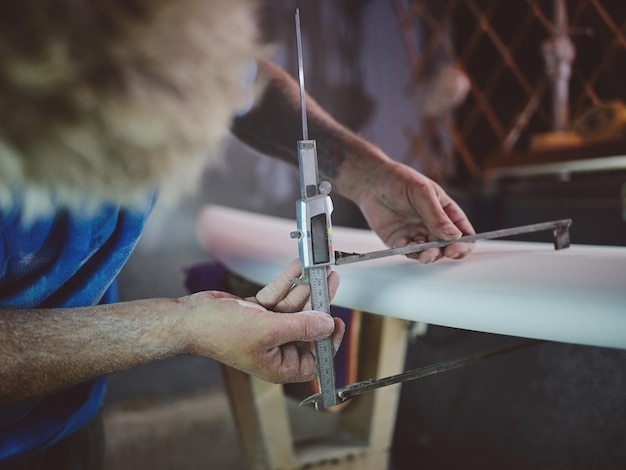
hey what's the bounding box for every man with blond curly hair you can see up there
[0,1,474,467]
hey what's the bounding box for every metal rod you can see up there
[337,339,544,401]
[335,219,572,265]
[301,339,544,407]
[295,9,308,141]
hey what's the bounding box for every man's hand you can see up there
[182,260,344,384]
[357,161,475,263]
[0,261,342,405]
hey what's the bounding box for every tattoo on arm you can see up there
[231,64,353,184]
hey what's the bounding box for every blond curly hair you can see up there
[0,0,263,221]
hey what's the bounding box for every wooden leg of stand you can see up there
[336,313,410,468]
[221,365,295,469]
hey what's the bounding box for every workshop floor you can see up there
[103,389,247,470]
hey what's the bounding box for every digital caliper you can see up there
[290,9,339,409]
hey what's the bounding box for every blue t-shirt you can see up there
[0,195,153,463]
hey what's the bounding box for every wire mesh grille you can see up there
[394,0,626,181]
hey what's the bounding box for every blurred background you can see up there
[105,0,626,468]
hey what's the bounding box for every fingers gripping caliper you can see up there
[290,10,571,410]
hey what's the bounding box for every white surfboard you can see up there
[197,205,626,350]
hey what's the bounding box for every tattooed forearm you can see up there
[231,59,390,202]
[232,60,354,183]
